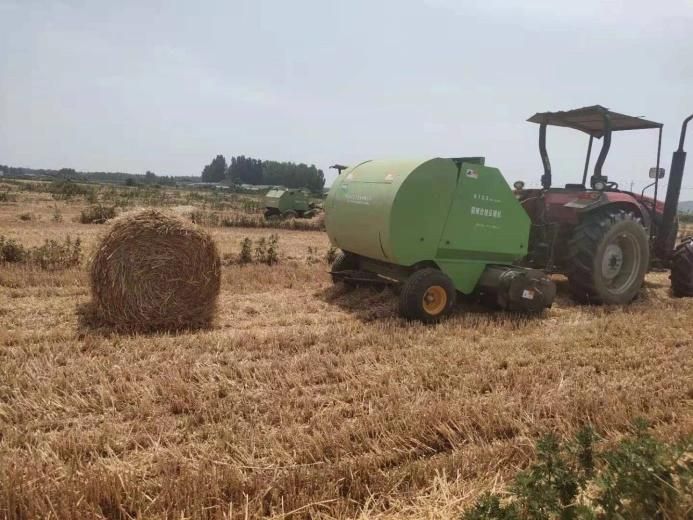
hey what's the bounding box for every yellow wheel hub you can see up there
[422,285,447,315]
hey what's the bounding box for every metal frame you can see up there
[536,108,663,190]
[581,136,594,187]
[656,113,693,256]
[539,124,551,189]
[653,127,663,211]
[591,112,611,186]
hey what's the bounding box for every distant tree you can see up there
[228,156,263,185]
[144,171,157,183]
[125,178,137,187]
[261,160,325,191]
[201,155,227,182]
[57,168,77,178]
[224,156,324,190]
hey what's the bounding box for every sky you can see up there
[1,0,692,191]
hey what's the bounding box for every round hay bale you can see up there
[90,209,221,332]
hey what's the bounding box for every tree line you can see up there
[1,155,327,192]
[0,165,197,186]
[201,155,325,192]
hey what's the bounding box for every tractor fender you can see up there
[577,196,651,227]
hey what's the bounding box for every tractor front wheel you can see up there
[399,268,456,323]
[567,210,649,304]
[671,237,693,296]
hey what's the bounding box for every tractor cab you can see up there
[526,105,663,192]
[515,107,670,246]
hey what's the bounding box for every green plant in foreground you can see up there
[0,190,16,202]
[265,234,279,265]
[233,235,282,266]
[52,204,63,222]
[0,235,27,263]
[325,245,338,265]
[254,237,267,264]
[49,179,91,200]
[462,421,691,520]
[0,235,81,269]
[30,236,82,270]
[79,204,116,224]
[238,237,253,264]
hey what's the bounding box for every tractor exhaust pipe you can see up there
[657,114,693,258]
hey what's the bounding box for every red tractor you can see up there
[515,105,693,304]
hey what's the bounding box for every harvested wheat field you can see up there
[0,186,692,519]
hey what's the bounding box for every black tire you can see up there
[399,268,456,323]
[264,209,279,220]
[567,210,649,304]
[671,236,693,297]
[330,251,358,285]
[282,210,298,219]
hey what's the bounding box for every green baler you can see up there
[264,188,316,219]
[325,157,556,321]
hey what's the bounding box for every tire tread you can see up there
[399,268,456,323]
[567,210,648,304]
[671,237,693,296]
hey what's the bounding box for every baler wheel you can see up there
[567,210,649,304]
[282,210,298,219]
[399,268,456,323]
[671,237,693,296]
[330,252,358,285]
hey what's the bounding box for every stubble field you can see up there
[0,181,691,519]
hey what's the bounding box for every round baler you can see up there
[264,188,316,219]
[325,157,556,321]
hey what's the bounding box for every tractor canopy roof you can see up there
[527,105,661,138]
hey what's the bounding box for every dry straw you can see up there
[90,209,221,332]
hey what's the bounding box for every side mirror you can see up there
[649,167,666,179]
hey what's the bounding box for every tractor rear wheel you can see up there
[399,268,456,323]
[671,237,693,296]
[567,210,649,304]
[330,251,358,285]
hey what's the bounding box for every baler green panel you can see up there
[437,163,529,263]
[265,189,285,211]
[292,191,310,212]
[265,189,310,212]
[435,261,487,294]
[326,158,437,261]
[388,159,459,263]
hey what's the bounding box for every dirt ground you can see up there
[1,187,691,519]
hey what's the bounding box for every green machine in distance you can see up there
[263,188,320,219]
[325,157,556,322]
